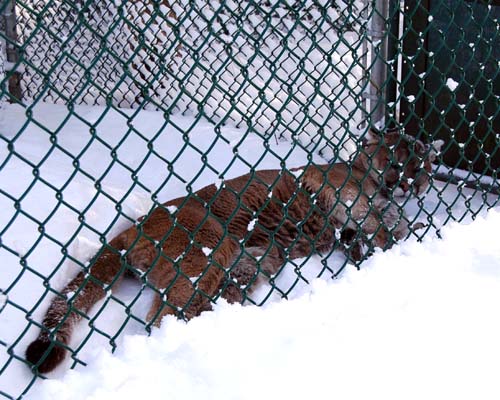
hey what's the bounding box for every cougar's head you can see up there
[361,128,443,197]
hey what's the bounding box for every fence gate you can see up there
[401,0,500,177]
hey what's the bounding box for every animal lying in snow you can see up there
[26,128,443,373]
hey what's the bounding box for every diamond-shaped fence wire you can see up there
[0,0,499,398]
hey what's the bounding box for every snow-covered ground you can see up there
[15,0,366,161]
[31,210,500,400]
[0,103,499,399]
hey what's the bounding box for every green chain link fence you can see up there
[0,0,499,398]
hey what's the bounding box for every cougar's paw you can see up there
[345,242,365,263]
[412,222,427,231]
[26,338,66,373]
[340,228,367,263]
[220,282,244,304]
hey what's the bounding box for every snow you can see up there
[14,0,364,161]
[166,205,178,214]
[436,164,498,188]
[24,210,500,400]
[3,1,499,397]
[215,179,224,190]
[247,218,257,231]
[446,78,459,91]
[0,102,499,400]
[0,293,6,309]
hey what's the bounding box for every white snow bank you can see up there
[31,208,500,400]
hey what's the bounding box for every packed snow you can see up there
[0,102,499,400]
[24,212,500,400]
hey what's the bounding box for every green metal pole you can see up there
[386,0,400,128]
[1,0,22,101]
[0,38,5,122]
[370,0,389,128]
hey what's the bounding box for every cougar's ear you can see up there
[385,128,402,145]
[362,127,382,145]
[363,126,401,146]
[427,139,445,162]
[384,127,400,135]
[377,126,400,137]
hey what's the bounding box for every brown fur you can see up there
[26,130,440,373]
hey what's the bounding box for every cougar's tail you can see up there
[26,235,126,373]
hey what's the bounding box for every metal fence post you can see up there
[370,0,389,128]
[1,0,22,101]
[385,0,401,128]
[360,0,370,129]
[0,37,5,123]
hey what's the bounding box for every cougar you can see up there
[26,129,442,373]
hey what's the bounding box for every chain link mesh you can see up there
[12,0,368,159]
[0,0,499,398]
